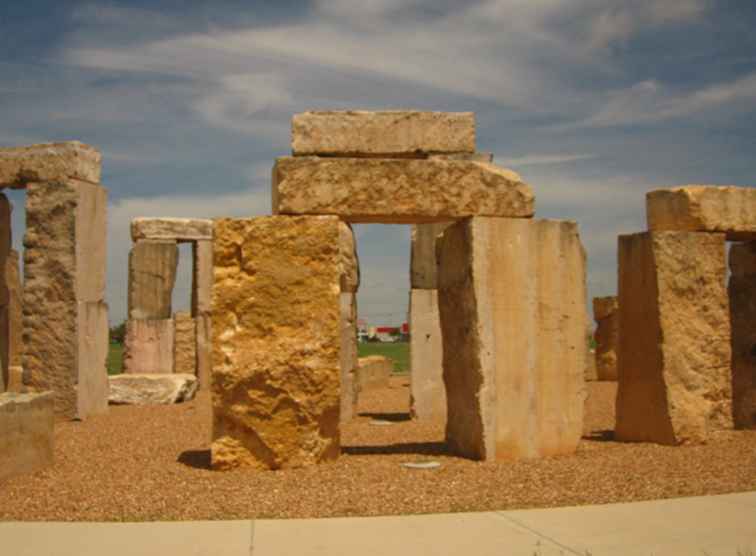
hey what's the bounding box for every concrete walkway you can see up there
[1,492,754,555]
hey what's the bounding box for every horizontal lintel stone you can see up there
[131,218,214,242]
[0,142,101,188]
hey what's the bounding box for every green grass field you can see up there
[107,343,123,376]
[357,341,409,374]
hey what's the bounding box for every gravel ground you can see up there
[1,378,755,521]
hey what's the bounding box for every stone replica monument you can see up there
[211,111,588,469]
[593,296,619,381]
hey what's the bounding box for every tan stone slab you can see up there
[339,292,358,422]
[409,289,445,420]
[410,223,452,289]
[6,365,23,392]
[616,231,732,445]
[0,142,101,188]
[593,296,618,381]
[195,314,212,390]
[7,250,22,368]
[131,218,213,242]
[123,319,175,374]
[174,312,197,376]
[429,152,493,162]
[437,217,587,461]
[212,216,340,470]
[76,301,109,418]
[356,356,392,391]
[728,241,756,429]
[191,240,213,316]
[291,111,475,157]
[647,186,756,241]
[109,373,197,405]
[0,391,54,481]
[75,182,107,303]
[593,295,618,321]
[339,221,359,293]
[273,157,534,224]
[128,240,178,320]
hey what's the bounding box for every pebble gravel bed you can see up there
[1,378,754,521]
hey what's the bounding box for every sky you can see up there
[1,0,756,326]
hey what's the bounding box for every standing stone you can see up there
[174,312,197,376]
[123,319,175,374]
[339,221,360,293]
[195,314,212,389]
[0,391,54,480]
[340,293,358,422]
[23,179,109,419]
[616,231,732,445]
[212,216,341,470]
[127,240,178,320]
[192,240,213,388]
[0,194,10,391]
[6,250,23,369]
[728,241,756,429]
[356,356,393,391]
[437,218,587,461]
[409,289,445,421]
[593,296,619,381]
[410,223,452,289]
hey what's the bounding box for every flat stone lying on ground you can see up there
[409,289,445,421]
[0,391,54,481]
[212,216,340,471]
[108,374,198,405]
[437,217,586,461]
[356,356,393,392]
[272,157,534,224]
[291,111,475,157]
[128,240,178,320]
[131,217,213,243]
[647,186,756,241]
[616,231,732,444]
[0,141,101,188]
[123,319,175,374]
[593,296,619,381]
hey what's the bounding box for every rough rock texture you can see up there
[357,356,392,392]
[340,293,358,422]
[0,142,101,188]
[409,289,445,420]
[616,231,732,445]
[173,312,197,376]
[593,296,619,381]
[123,319,175,374]
[273,157,534,224]
[0,391,53,481]
[195,314,212,389]
[22,179,109,419]
[212,216,341,470]
[291,111,475,157]
[128,240,178,320]
[437,217,587,461]
[131,218,213,243]
[728,241,756,429]
[6,250,22,368]
[410,223,452,289]
[647,186,756,241]
[339,222,360,293]
[6,366,23,392]
[429,152,493,162]
[108,374,197,405]
[0,195,9,391]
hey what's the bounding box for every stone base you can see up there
[123,319,175,374]
[356,356,392,392]
[0,391,54,481]
[409,289,445,421]
[109,374,198,405]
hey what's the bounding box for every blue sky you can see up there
[2,1,755,325]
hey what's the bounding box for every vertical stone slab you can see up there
[0,391,54,480]
[212,216,340,470]
[340,292,358,422]
[195,314,212,389]
[616,232,732,445]
[192,240,213,388]
[410,223,451,289]
[0,194,10,392]
[77,301,109,418]
[6,250,23,369]
[438,217,587,461]
[409,289,445,421]
[123,319,175,374]
[593,296,619,381]
[728,241,756,429]
[174,311,197,376]
[127,240,178,320]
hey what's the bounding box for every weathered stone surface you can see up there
[108,374,198,405]
[6,250,23,368]
[192,240,213,316]
[0,391,54,481]
[128,240,178,320]
[195,314,212,389]
[616,231,732,445]
[174,312,197,376]
[0,142,101,188]
[273,157,534,224]
[0,195,9,391]
[123,319,175,374]
[340,293,358,422]
[437,218,587,461]
[76,301,109,417]
[410,223,452,289]
[212,216,341,470]
[291,111,475,157]
[409,289,445,420]
[22,180,109,419]
[357,356,392,391]
[585,349,598,381]
[6,365,23,392]
[593,296,619,381]
[339,222,359,293]
[131,218,213,242]
[647,186,756,241]
[728,241,756,429]
[429,152,493,162]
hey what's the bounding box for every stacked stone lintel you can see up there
[0,142,109,419]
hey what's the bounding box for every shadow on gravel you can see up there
[342,441,448,456]
[178,449,212,469]
[583,429,615,442]
[357,412,411,422]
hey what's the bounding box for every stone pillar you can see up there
[22,179,109,419]
[123,319,175,374]
[173,311,197,376]
[212,216,341,470]
[128,240,178,319]
[437,217,587,461]
[728,241,756,429]
[0,194,10,392]
[616,231,732,444]
[338,221,359,422]
[593,296,619,381]
[0,391,54,481]
[192,239,213,388]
